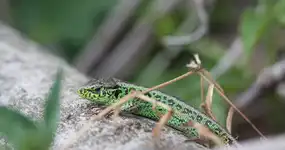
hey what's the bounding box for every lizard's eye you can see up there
[87,88,101,94]
[95,88,101,93]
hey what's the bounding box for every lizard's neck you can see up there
[103,87,132,105]
[107,86,131,101]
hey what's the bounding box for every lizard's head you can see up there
[77,78,120,104]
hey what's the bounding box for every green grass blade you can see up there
[43,69,63,134]
[0,107,38,149]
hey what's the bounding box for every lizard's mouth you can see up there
[77,89,84,95]
[86,89,99,94]
[77,89,86,99]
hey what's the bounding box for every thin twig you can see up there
[142,71,195,94]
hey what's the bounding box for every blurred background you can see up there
[1,0,285,143]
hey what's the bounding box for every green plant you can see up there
[240,0,285,64]
[0,69,63,150]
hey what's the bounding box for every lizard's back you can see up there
[115,80,237,145]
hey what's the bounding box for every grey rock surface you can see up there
[0,22,210,150]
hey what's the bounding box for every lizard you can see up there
[77,77,239,146]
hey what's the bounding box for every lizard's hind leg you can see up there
[136,93,174,139]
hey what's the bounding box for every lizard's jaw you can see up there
[77,88,87,98]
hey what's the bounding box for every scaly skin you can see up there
[77,78,238,146]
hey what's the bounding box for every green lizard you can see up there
[77,78,238,146]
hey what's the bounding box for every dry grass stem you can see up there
[136,94,173,138]
[226,107,234,133]
[202,84,217,121]
[186,54,265,139]
[197,71,266,138]
[200,76,205,104]
[142,71,194,94]
[206,84,214,109]
[199,69,224,93]
[191,122,224,147]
